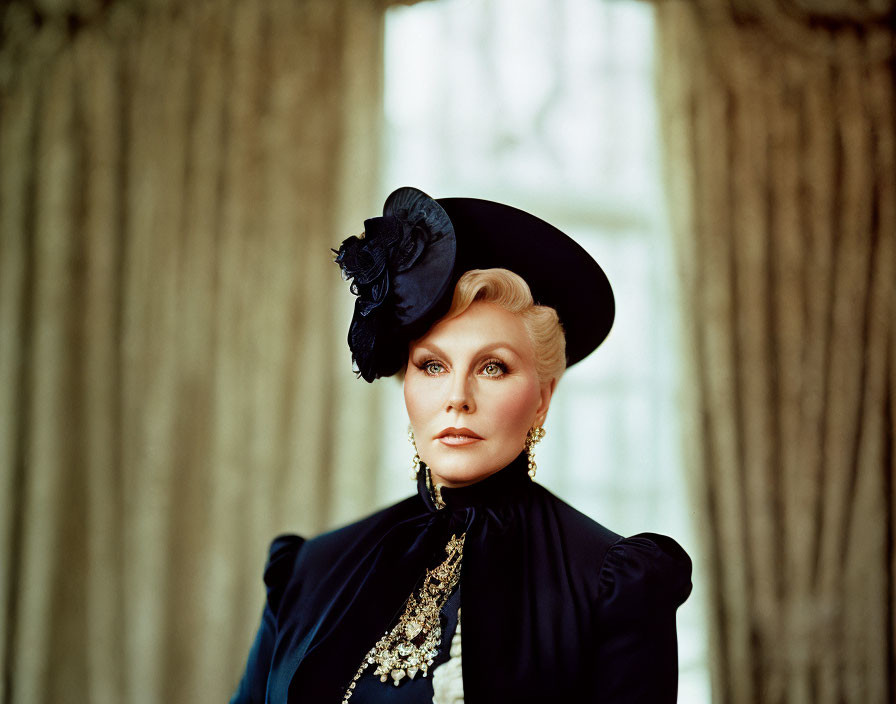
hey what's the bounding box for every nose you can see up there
[445,373,475,414]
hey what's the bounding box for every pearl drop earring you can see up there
[525,426,546,478]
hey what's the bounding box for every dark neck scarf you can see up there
[272,452,598,703]
[419,450,533,516]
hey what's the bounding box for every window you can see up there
[377,1,709,700]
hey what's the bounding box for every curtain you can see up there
[655,1,895,702]
[0,1,394,702]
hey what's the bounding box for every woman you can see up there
[230,187,692,703]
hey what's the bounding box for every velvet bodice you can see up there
[230,454,692,703]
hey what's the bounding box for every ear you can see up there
[533,377,557,427]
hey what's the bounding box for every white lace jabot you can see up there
[431,606,464,704]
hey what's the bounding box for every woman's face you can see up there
[404,301,555,488]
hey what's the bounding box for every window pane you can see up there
[382,2,710,700]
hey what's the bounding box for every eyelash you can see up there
[481,359,508,377]
[417,358,508,378]
[419,360,445,376]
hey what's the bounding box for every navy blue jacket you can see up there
[230,453,692,703]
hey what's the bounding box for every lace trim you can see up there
[432,606,464,704]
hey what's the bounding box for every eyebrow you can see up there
[412,341,522,360]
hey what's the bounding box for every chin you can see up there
[425,448,505,487]
[430,465,493,487]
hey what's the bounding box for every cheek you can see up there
[403,375,438,426]
[403,378,419,424]
[489,381,541,434]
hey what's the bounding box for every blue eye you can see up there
[423,361,446,375]
[481,360,507,377]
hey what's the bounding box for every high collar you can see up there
[416,451,532,514]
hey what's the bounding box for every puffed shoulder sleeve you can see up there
[229,534,305,704]
[593,532,692,703]
[263,534,305,615]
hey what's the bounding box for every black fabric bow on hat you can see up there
[333,187,456,382]
[334,186,616,383]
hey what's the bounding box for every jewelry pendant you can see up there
[342,533,465,702]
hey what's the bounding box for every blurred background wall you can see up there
[0,0,893,703]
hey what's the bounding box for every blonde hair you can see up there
[442,269,566,384]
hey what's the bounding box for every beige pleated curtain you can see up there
[0,1,396,702]
[656,1,895,703]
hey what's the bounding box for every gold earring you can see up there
[408,425,421,480]
[525,426,546,478]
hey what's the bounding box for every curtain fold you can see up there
[0,1,389,702]
[655,2,895,702]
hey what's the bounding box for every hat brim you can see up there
[436,197,615,367]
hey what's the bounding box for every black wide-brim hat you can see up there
[333,187,614,382]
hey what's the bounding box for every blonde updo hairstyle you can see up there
[441,268,566,384]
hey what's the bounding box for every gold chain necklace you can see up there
[342,533,465,703]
